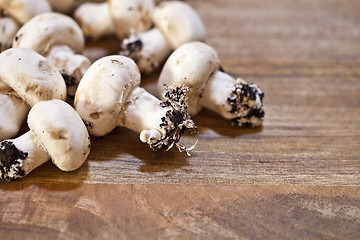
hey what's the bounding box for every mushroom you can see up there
[0,99,91,181]
[74,55,197,153]
[12,12,91,96]
[0,47,66,140]
[0,16,19,52]
[74,1,115,40]
[74,0,154,40]
[157,42,265,127]
[120,1,206,74]
[0,0,51,24]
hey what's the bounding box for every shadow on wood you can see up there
[194,109,264,137]
[89,128,190,174]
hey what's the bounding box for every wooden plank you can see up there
[194,0,360,63]
[1,0,359,185]
[1,0,360,239]
[0,184,359,239]
[10,61,360,185]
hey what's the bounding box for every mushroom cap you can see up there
[0,0,51,24]
[108,0,155,39]
[74,55,141,136]
[157,41,220,116]
[28,99,90,171]
[153,1,206,49]
[0,48,67,106]
[12,12,85,56]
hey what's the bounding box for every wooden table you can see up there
[1,0,359,239]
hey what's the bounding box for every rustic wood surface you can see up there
[1,0,360,239]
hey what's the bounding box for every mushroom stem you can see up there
[119,87,166,144]
[0,131,49,181]
[120,28,172,74]
[118,86,197,151]
[200,71,265,127]
[0,93,29,140]
[74,2,114,39]
[47,45,91,96]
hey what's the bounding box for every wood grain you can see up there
[1,183,359,239]
[1,0,360,239]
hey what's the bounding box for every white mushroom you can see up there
[74,2,114,40]
[0,16,19,52]
[75,55,197,153]
[0,47,66,140]
[0,99,90,181]
[0,0,51,24]
[110,0,154,39]
[74,0,154,40]
[120,1,206,74]
[157,42,265,127]
[12,12,91,96]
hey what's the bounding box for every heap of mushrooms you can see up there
[120,0,206,74]
[157,42,265,127]
[0,47,66,140]
[74,55,197,153]
[0,1,266,182]
[12,12,91,96]
[0,99,90,181]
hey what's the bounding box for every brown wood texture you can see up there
[1,0,360,239]
[1,184,359,239]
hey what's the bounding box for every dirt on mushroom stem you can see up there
[0,140,27,181]
[150,85,198,155]
[120,32,143,57]
[227,79,265,127]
